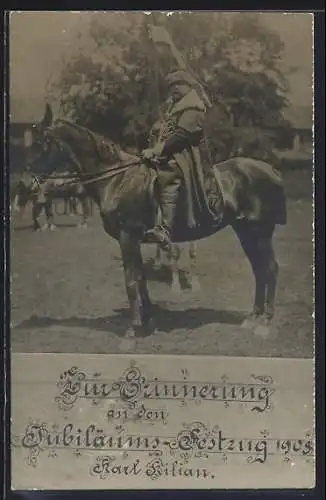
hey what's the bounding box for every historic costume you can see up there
[143,70,215,248]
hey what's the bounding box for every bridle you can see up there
[32,127,142,189]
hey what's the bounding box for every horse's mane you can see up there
[55,119,122,163]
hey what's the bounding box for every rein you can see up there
[33,120,159,188]
[35,128,143,187]
[43,158,142,188]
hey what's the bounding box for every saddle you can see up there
[151,156,286,238]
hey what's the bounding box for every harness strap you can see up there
[36,158,142,188]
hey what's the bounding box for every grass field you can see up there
[11,171,313,358]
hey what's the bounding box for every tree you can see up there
[52,12,291,159]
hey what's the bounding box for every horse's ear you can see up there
[41,103,53,128]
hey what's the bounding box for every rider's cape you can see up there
[156,90,221,229]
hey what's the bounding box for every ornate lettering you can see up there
[16,420,314,470]
[55,367,86,410]
[54,364,275,413]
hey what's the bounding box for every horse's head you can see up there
[27,104,77,177]
[29,104,124,181]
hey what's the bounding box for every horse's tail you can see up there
[234,157,287,225]
[254,160,287,226]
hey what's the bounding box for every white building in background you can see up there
[283,103,313,157]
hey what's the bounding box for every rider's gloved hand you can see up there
[142,148,156,160]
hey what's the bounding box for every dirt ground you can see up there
[10,196,313,358]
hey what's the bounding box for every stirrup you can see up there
[145,227,172,250]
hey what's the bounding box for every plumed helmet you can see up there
[165,70,195,88]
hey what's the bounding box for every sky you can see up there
[9,12,313,122]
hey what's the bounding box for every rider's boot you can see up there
[146,178,181,250]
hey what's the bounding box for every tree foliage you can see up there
[52,12,291,159]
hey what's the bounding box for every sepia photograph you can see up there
[9,11,315,490]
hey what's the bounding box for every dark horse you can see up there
[29,106,287,338]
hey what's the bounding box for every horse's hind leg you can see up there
[253,223,278,337]
[168,244,182,294]
[232,220,278,336]
[68,197,76,216]
[262,229,279,321]
[135,246,155,332]
[188,242,201,292]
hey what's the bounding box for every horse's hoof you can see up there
[254,323,271,339]
[171,282,182,294]
[41,224,49,232]
[241,315,259,330]
[190,278,201,293]
[78,223,88,229]
[49,224,57,231]
[143,317,157,335]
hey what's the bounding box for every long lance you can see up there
[148,15,212,109]
[147,13,214,165]
[146,12,166,143]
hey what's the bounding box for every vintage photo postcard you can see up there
[9,11,314,490]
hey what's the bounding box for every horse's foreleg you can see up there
[233,220,278,336]
[233,221,267,326]
[135,246,154,330]
[119,230,143,337]
[260,227,278,321]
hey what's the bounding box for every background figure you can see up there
[152,238,200,293]
[12,171,56,231]
[30,176,56,231]
[12,171,92,231]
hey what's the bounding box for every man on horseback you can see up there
[142,69,208,249]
